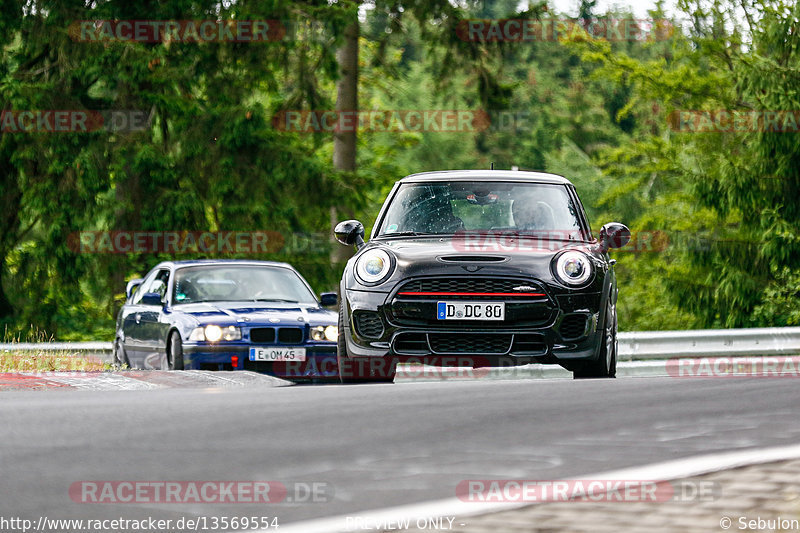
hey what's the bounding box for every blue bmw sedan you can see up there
[114,260,339,380]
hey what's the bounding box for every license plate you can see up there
[437,301,505,321]
[249,347,307,362]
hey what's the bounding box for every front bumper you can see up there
[182,343,338,380]
[343,281,606,367]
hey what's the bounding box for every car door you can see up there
[137,268,173,369]
[122,269,159,367]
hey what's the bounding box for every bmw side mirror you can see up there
[599,223,631,252]
[319,292,338,306]
[335,220,366,249]
[126,279,143,299]
[141,292,164,306]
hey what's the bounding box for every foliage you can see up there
[1,0,798,337]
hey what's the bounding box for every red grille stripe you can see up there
[397,291,545,297]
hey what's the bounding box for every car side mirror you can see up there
[598,222,631,252]
[126,279,143,299]
[141,292,164,306]
[319,292,338,306]
[334,220,366,249]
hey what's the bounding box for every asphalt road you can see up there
[2,376,800,529]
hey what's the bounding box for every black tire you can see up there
[337,303,395,384]
[167,331,184,371]
[113,338,130,369]
[573,296,617,379]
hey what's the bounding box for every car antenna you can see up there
[490,162,494,170]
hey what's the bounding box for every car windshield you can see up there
[375,181,587,239]
[172,265,318,305]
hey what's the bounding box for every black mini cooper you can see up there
[334,170,630,382]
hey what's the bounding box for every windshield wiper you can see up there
[252,298,300,303]
[380,231,441,237]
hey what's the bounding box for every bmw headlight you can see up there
[553,251,593,286]
[311,325,338,342]
[355,248,394,285]
[189,325,242,342]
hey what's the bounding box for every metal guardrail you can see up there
[616,327,800,361]
[3,327,800,362]
[0,342,113,361]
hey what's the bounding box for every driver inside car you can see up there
[512,197,556,231]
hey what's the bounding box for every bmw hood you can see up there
[175,302,336,327]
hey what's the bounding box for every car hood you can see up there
[173,302,337,327]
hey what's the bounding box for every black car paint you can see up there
[335,170,629,377]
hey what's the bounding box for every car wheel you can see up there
[167,331,185,371]
[337,303,395,384]
[113,338,130,369]
[573,296,617,379]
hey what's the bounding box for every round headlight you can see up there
[554,251,593,285]
[355,248,394,285]
[204,325,223,342]
[324,325,338,342]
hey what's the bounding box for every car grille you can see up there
[250,327,304,344]
[390,277,554,328]
[392,332,547,356]
[354,311,384,339]
[278,327,304,344]
[511,334,548,354]
[399,278,540,296]
[394,333,428,354]
[250,327,275,343]
[559,314,588,339]
[429,333,512,354]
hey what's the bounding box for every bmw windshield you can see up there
[375,181,588,240]
[172,265,318,305]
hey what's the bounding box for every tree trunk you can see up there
[0,262,13,320]
[333,19,358,173]
[331,17,359,265]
